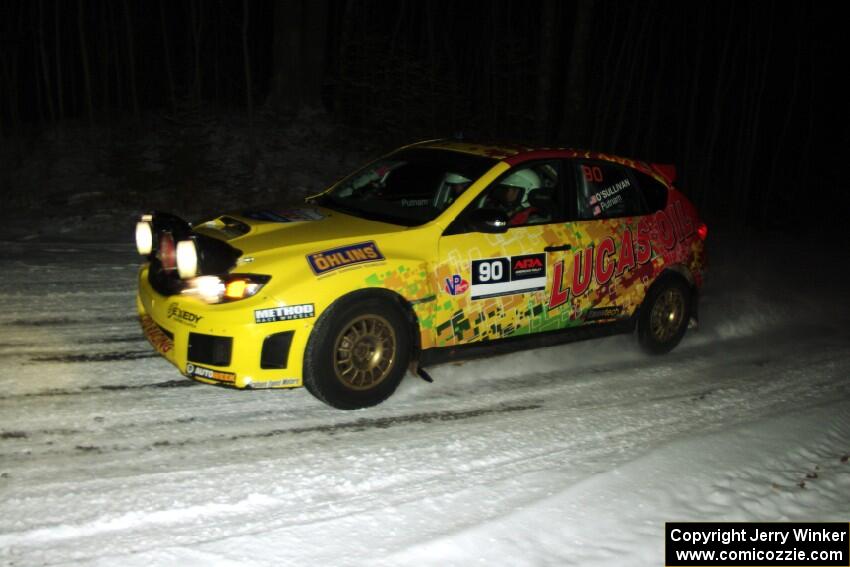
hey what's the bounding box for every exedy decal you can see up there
[307,241,384,275]
[254,303,315,323]
[167,303,203,326]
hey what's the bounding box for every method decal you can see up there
[307,241,384,275]
[471,253,546,300]
[254,303,315,323]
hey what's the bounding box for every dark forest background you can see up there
[0,0,846,232]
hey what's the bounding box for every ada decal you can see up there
[167,303,203,326]
[185,362,236,383]
[307,241,384,275]
[255,303,315,323]
[444,274,469,295]
[471,253,546,300]
[242,208,325,223]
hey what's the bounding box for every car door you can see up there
[547,159,655,324]
[433,160,576,347]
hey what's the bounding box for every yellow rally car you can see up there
[136,140,707,409]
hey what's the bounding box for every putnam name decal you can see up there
[307,241,384,275]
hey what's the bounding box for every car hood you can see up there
[192,206,409,258]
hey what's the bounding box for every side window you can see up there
[472,161,564,228]
[573,161,643,220]
[631,170,669,212]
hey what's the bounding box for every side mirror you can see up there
[466,208,509,233]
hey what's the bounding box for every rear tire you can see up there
[638,276,690,355]
[303,294,410,410]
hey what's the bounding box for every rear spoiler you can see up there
[650,163,677,185]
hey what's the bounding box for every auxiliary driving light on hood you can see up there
[135,220,153,255]
[176,240,199,279]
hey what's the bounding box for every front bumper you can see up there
[136,266,311,388]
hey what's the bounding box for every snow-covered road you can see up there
[1,234,848,566]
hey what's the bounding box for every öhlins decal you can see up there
[307,241,384,275]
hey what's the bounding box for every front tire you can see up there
[303,295,411,410]
[638,276,690,355]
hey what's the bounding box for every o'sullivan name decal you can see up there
[307,241,384,275]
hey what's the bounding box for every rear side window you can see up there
[632,170,668,212]
[572,161,644,220]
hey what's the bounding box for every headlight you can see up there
[181,274,270,304]
[176,240,198,279]
[135,221,153,255]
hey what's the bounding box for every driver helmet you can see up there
[444,172,471,188]
[500,169,540,204]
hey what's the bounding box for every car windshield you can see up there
[313,148,498,226]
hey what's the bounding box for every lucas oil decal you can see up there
[471,253,546,300]
[307,241,384,275]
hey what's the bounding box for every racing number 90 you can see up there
[472,258,510,285]
[478,260,503,282]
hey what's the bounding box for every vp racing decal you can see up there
[307,241,384,275]
[471,253,545,300]
[444,274,469,295]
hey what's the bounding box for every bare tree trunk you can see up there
[159,0,177,112]
[242,0,254,129]
[37,0,56,122]
[54,1,64,120]
[269,0,327,113]
[536,0,558,143]
[610,0,652,151]
[765,6,802,225]
[121,0,139,119]
[737,10,773,228]
[101,0,112,112]
[77,0,94,127]
[190,0,204,102]
[698,3,736,213]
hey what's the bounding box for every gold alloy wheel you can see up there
[333,314,397,390]
[649,288,685,343]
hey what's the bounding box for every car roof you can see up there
[411,139,662,181]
